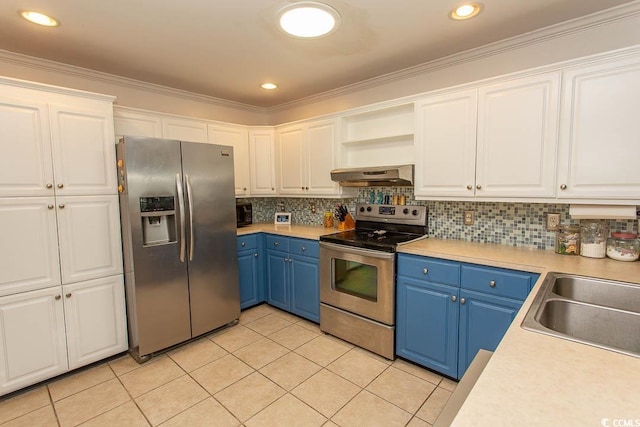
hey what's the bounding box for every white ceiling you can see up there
[0,0,636,108]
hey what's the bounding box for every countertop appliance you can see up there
[236,201,252,227]
[319,203,428,359]
[117,136,239,362]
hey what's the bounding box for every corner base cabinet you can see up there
[396,253,538,379]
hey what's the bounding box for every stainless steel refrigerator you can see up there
[116,136,239,362]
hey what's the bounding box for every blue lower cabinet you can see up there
[396,253,537,379]
[237,234,264,309]
[396,277,459,378]
[265,235,320,322]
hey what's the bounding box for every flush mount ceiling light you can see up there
[261,82,278,90]
[20,10,60,27]
[450,4,481,20]
[277,1,341,38]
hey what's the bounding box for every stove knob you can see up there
[412,209,419,216]
[403,208,409,215]
[366,206,372,212]
[359,206,365,213]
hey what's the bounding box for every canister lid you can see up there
[611,232,637,239]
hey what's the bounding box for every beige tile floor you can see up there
[0,304,457,427]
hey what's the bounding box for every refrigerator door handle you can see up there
[186,174,195,261]
[176,173,186,262]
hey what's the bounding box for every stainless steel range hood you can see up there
[330,165,414,187]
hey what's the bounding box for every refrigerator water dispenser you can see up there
[140,196,176,246]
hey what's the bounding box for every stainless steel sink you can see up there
[522,272,640,358]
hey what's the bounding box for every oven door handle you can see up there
[319,241,396,260]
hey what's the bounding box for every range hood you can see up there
[330,165,414,187]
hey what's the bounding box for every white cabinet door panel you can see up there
[56,195,123,284]
[0,287,67,396]
[249,129,276,195]
[415,90,478,198]
[0,99,54,197]
[208,124,250,196]
[0,198,60,297]
[476,72,560,198]
[63,276,127,369]
[49,104,117,196]
[162,117,207,143]
[307,120,339,195]
[277,126,305,195]
[114,110,162,139]
[558,57,640,199]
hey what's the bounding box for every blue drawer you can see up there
[265,234,289,253]
[397,254,460,286]
[237,234,258,252]
[289,238,319,258]
[461,264,535,301]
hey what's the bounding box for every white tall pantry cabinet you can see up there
[0,77,127,396]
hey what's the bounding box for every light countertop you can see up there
[236,223,333,240]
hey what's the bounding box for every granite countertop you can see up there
[236,227,640,424]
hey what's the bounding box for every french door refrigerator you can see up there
[116,136,239,362]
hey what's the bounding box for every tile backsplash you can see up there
[239,188,638,250]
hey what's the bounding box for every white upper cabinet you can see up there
[113,109,162,140]
[475,73,560,198]
[162,116,208,143]
[0,99,53,197]
[249,128,277,196]
[208,124,250,197]
[415,72,560,200]
[557,55,640,201]
[0,198,61,297]
[276,119,340,196]
[415,89,478,198]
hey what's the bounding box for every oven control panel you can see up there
[355,203,427,225]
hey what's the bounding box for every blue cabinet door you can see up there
[290,255,319,322]
[396,276,460,378]
[238,249,261,309]
[266,249,289,311]
[457,289,522,378]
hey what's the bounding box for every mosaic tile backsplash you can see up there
[239,188,639,250]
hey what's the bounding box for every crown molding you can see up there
[268,0,640,113]
[0,49,267,114]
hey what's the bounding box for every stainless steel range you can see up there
[319,203,428,359]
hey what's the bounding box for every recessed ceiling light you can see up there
[20,10,60,27]
[277,1,340,38]
[450,4,481,20]
[261,83,278,90]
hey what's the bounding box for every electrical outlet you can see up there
[464,210,474,226]
[546,213,561,231]
[310,203,316,214]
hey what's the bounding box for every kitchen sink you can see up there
[522,272,640,358]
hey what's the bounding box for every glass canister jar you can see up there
[606,232,639,261]
[323,211,334,228]
[580,220,608,258]
[556,225,580,255]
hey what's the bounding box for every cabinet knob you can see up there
[241,242,246,247]
[271,187,274,191]
[460,297,466,304]
[274,242,279,246]
[66,293,72,298]
[305,187,309,190]
[451,295,457,302]
[560,184,567,190]
[47,204,54,210]
[46,183,53,189]
[476,185,482,190]
[466,185,472,190]
[489,280,496,287]
[301,186,305,190]
[423,268,428,274]
[243,187,247,191]
[57,183,64,189]
[301,246,306,251]
[55,295,61,300]
[254,253,258,257]
[58,204,65,209]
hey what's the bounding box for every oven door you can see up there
[319,241,395,325]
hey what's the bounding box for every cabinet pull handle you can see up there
[489,280,496,287]
[46,183,53,189]
[47,204,54,209]
[423,268,428,274]
[241,242,246,247]
[55,295,61,300]
[57,183,64,189]
[560,184,567,190]
[66,293,72,298]
[451,295,457,302]
[254,253,258,257]
[58,204,65,209]
[476,185,482,190]
[466,185,472,190]
[460,297,466,304]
